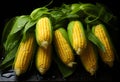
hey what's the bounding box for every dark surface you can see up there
[0,0,120,81]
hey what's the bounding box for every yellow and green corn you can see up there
[53,28,76,68]
[67,20,87,55]
[80,42,98,75]
[92,24,115,67]
[13,33,35,76]
[36,45,52,75]
[35,16,53,49]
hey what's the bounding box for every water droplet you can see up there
[52,75,56,79]
[1,57,4,60]
[18,26,21,28]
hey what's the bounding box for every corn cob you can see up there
[80,42,98,75]
[36,45,52,75]
[53,28,76,68]
[92,24,115,67]
[13,33,35,76]
[67,20,87,55]
[35,16,52,49]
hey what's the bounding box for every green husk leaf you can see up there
[67,21,74,46]
[53,48,75,78]
[58,28,70,44]
[87,30,105,52]
[23,18,37,40]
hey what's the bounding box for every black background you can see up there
[0,0,120,81]
[0,0,120,40]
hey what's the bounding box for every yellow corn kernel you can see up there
[92,24,115,67]
[54,28,76,68]
[67,20,87,55]
[36,45,52,75]
[13,33,35,76]
[35,16,52,49]
[80,42,98,75]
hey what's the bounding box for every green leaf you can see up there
[0,59,14,70]
[85,15,99,25]
[96,3,116,23]
[23,18,37,36]
[71,3,99,16]
[70,3,81,14]
[30,7,49,20]
[2,17,17,43]
[79,3,99,16]
[9,15,30,35]
[3,15,29,52]
[61,4,71,14]
[57,60,75,78]
[50,10,63,21]
[87,31,105,52]
[70,2,115,25]
[0,43,19,69]
[4,32,22,53]
[50,10,66,29]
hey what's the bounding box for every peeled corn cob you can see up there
[13,33,35,76]
[80,42,98,75]
[35,16,53,49]
[53,28,76,68]
[67,20,87,55]
[92,24,115,67]
[36,45,52,75]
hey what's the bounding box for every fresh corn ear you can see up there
[13,33,35,76]
[35,16,52,49]
[80,42,98,76]
[92,24,115,67]
[67,20,87,55]
[36,45,52,75]
[53,28,76,68]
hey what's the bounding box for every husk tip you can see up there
[14,69,21,76]
[41,41,49,49]
[38,68,47,75]
[67,62,77,68]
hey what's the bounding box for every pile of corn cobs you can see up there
[0,2,117,78]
